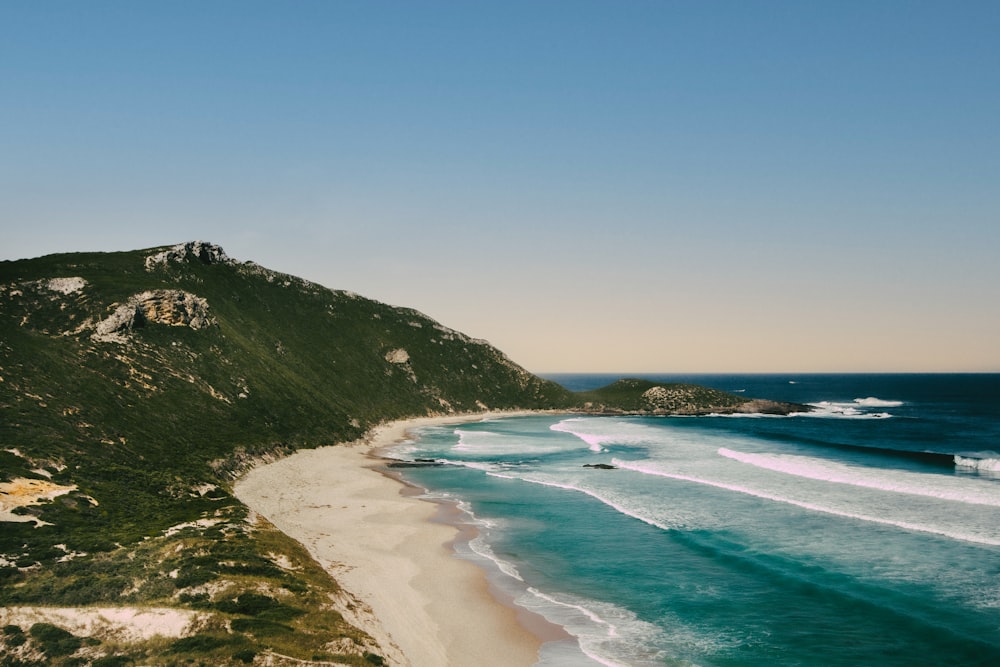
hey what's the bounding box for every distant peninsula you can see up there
[0,241,805,665]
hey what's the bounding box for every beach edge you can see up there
[233,411,558,666]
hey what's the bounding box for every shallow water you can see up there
[387,374,1000,666]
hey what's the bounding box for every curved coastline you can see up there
[234,412,561,667]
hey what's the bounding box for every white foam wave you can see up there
[425,469,676,666]
[452,428,504,452]
[499,475,678,532]
[854,396,904,407]
[550,419,610,452]
[550,418,657,453]
[718,448,1000,507]
[519,588,673,667]
[467,534,525,582]
[612,459,1000,547]
[954,455,1000,473]
[450,428,571,456]
[805,401,892,419]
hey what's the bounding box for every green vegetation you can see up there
[0,242,799,664]
[27,624,84,658]
[577,378,749,414]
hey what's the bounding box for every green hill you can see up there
[0,241,801,665]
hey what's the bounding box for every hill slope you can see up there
[0,241,800,665]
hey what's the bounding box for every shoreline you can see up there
[234,411,565,667]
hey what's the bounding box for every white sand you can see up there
[234,413,553,667]
[0,606,205,642]
[0,478,77,526]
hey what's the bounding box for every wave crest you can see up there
[718,447,1000,507]
[805,402,892,419]
[954,455,1000,473]
[854,397,904,407]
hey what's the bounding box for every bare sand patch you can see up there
[0,478,76,526]
[0,606,205,642]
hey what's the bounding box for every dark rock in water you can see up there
[387,460,444,468]
[583,463,617,470]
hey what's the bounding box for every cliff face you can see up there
[92,289,215,342]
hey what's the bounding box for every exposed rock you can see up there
[384,348,410,364]
[144,241,233,271]
[0,478,78,526]
[642,385,674,408]
[93,290,215,343]
[641,384,725,413]
[45,277,87,295]
[387,460,445,468]
[583,463,617,470]
[732,398,808,415]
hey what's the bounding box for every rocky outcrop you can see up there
[576,379,808,416]
[384,348,410,364]
[639,384,745,414]
[730,398,807,415]
[44,277,87,295]
[93,290,215,343]
[144,241,233,271]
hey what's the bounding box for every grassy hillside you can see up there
[0,242,800,665]
[0,242,576,665]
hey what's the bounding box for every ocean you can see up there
[382,374,1000,666]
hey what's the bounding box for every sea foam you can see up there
[611,459,1000,547]
[954,455,1000,473]
[805,401,892,419]
[452,427,569,456]
[718,448,1000,507]
[854,396,904,407]
[550,418,662,453]
[519,587,674,667]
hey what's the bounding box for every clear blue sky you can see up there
[3,1,998,372]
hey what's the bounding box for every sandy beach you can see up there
[234,413,557,667]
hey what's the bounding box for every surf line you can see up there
[716,448,1000,507]
[611,460,1000,547]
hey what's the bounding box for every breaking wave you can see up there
[854,397,904,407]
[804,401,892,419]
[954,454,1000,473]
[718,448,1000,507]
[550,418,656,453]
[611,459,1000,547]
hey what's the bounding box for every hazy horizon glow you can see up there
[3,1,998,373]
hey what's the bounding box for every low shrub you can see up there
[166,633,233,654]
[230,617,293,636]
[91,656,133,667]
[232,649,256,664]
[29,622,82,657]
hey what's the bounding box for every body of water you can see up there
[384,374,1000,666]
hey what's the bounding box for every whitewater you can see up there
[386,374,1000,666]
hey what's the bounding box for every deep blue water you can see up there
[386,374,1000,666]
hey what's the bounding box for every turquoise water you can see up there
[385,375,1000,666]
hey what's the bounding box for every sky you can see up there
[2,1,999,373]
